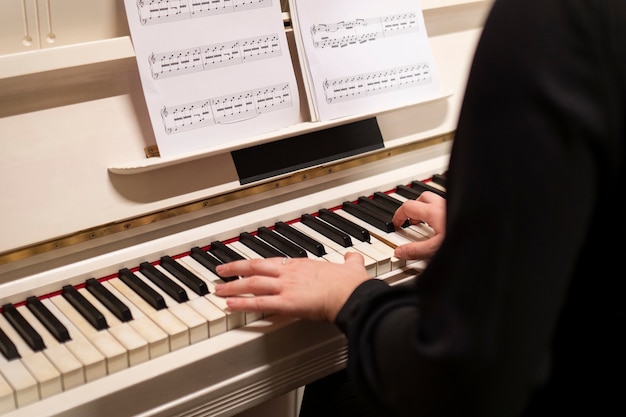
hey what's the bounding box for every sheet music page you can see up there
[290,0,441,122]
[124,0,301,158]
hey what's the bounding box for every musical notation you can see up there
[136,0,272,25]
[310,12,418,49]
[161,83,293,134]
[323,63,431,104]
[149,34,282,79]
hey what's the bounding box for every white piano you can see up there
[0,1,493,416]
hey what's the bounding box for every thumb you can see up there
[343,251,365,266]
[394,237,442,260]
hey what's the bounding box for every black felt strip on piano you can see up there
[26,296,71,343]
[0,327,20,360]
[257,227,308,258]
[160,256,209,296]
[86,278,133,322]
[2,303,46,351]
[231,118,384,185]
[318,208,370,243]
[274,221,326,257]
[301,214,352,247]
[140,262,189,303]
[119,268,167,310]
[62,285,108,331]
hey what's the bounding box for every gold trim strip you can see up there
[0,133,452,266]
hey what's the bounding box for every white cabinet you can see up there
[0,0,128,55]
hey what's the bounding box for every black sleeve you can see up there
[336,1,626,416]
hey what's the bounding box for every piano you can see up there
[0,1,494,416]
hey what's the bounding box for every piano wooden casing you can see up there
[0,1,493,416]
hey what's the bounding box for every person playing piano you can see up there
[215,0,625,415]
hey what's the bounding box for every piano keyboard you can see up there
[0,175,446,416]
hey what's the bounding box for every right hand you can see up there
[391,191,446,260]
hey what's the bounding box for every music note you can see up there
[137,0,272,25]
[323,63,432,104]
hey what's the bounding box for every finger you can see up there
[216,258,281,278]
[416,190,443,204]
[343,251,365,266]
[394,234,444,260]
[214,275,279,297]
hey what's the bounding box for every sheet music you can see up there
[290,0,441,122]
[124,0,301,158]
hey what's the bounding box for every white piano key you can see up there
[331,209,407,269]
[78,288,149,366]
[134,270,208,345]
[48,296,128,374]
[100,281,170,358]
[177,256,246,329]
[154,264,228,338]
[0,373,15,413]
[0,314,62,400]
[368,235,407,270]
[0,353,38,408]
[351,241,392,275]
[40,299,107,382]
[16,305,84,390]
[106,277,190,352]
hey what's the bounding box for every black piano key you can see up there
[25,296,71,343]
[301,214,352,248]
[358,196,395,215]
[239,232,286,258]
[357,196,410,228]
[431,173,447,188]
[85,278,133,322]
[318,208,370,243]
[257,226,308,258]
[2,303,45,352]
[372,191,403,211]
[274,221,326,257]
[0,327,20,360]
[395,184,423,200]
[209,241,246,263]
[160,255,209,296]
[119,268,167,310]
[342,201,395,233]
[62,285,109,331]
[190,246,239,282]
[139,262,189,303]
[411,180,447,198]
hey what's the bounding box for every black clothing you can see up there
[305,0,626,416]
